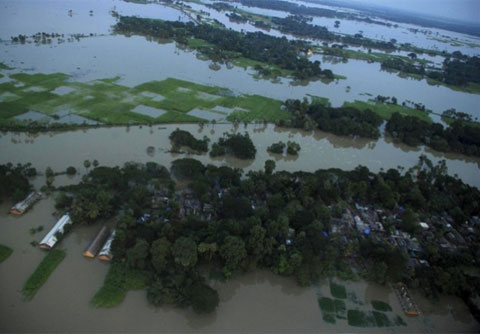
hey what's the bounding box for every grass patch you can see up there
[371,300,392,312]
[372,311,392,327]
[347,309,376,327]
[343,99,433,123]
[318,297,335,313]
[91,263,149,308]
[22,249,66,299]
[0,244,13,263]
[329,280,347,299]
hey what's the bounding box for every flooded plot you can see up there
[132,105,167,118]
[212,106,236,114]
[52,86,76,96]
[23,86,47,93]
[177,87,192,93]
[13,110,50,122]
[141,91,165,102]
[197,91,221,101]
[187,108,226,121]
[52,114,99,125]
[0,91,19,102]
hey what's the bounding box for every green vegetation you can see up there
[0,163,33,202]
[169,128,209,153]
[114,16,335,81]
[210,132,256,159]
[286,141,301,155]
[91,263,149,307]
[329,281,347,299]
[371,300,392,312]
[55,154,480,314]
[267,141,286,154]
[281,99,383,138]
[0,245,13,263]
[22,249,66,299]
[318,297,335,313]
[342,100,432,123]
[386,112,480,157]
[372,310,392,327]
[347,309,376,327]
[0,68,289,129]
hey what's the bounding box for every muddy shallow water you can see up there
[1,123,479,188]
[0,197,478,332]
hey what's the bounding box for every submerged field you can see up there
[0,66,289,126]
[0,65,445,128]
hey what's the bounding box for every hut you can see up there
[83,226,111,258]
[39,215,71,250]
[98,231,116,261]
[10,191,42,215]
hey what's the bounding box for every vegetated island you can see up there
[14,154,477,319]
[282,98,480,157]
[113,15,337,81]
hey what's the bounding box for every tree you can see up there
[188,281,219,313]
[93,159,99,168]
[220,235,247,274]
[66,166,77,175]
[172,237,198,267]
[126,238,150,269]
[84,160,91,171]
[151,238,171,273]
[264,159,276,175]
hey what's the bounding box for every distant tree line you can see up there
[280,99,383,139]
[272,15,396,51]
[233,0,393,27]
[114,16,330,80]
[386,112,480,156]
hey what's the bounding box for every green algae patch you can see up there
[91,263,149,308]
[371,300,392,312]
[22,249,66,300]
[347,309,376,327]
[329,280,347,299]
[0,244,13,263]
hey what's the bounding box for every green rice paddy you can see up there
[0,68,290,128]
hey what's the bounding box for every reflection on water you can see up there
[1,124,479,188]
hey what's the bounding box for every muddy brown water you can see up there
[0,198,478,332]
[1,124,479,189]
[1,123,479,332]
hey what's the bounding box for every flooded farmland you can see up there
[1,0,480,332]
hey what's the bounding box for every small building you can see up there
[10,191,42,215]
[39,215,71,250]
[83,226,111,258]
[98,231,116,261]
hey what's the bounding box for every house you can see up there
[98,231,116,261]
[39,214,71,250]
[10,191,42,215]
[83,226,111,258]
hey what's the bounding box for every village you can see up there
[7,159,480,318]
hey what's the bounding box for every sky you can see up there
[347,0,480,23]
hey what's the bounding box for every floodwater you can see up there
[1,124,479,188]
[2,35,480,118]
[0,197,478,332]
